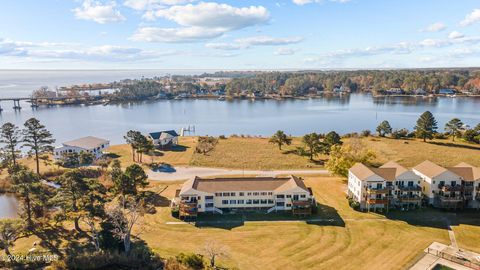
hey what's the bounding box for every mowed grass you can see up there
[137,176,475,270]
[106,136,197,168]
[361,137,480,167]
[190,137,324,170]
[452,224,480,253]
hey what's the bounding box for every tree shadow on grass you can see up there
[104,153,121,159]
[162,145,190,153]
[384,208,480,229]
[194,203,345,230]
[32,221,78,258]
[142,191,171,214]
[428,141,480,151]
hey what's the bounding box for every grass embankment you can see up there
[134,175,480,270]
[362,137,480,167]
[190,137,325,170]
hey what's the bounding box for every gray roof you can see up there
[62,136,109,149]
[149,130,179,140]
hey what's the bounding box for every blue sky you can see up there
[1,0,480,69]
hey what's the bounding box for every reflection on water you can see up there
[0,194,19,218]
[0,94,477,145]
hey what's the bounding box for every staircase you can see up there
[267,206,277,213]
[213,207,223,214]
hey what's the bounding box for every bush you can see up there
[176,253,204,270]
[433,133,447,139]
[360,130,371,137]
[391,128,409,139]
[219,135,226,139]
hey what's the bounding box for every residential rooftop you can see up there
[62,136,109,149]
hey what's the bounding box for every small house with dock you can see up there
[149,130,179,148]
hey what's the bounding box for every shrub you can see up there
[391,128,409,139]
[176,253,204,270]
[360,130,371,137]
[219,135,226,139]
[433,133,447,139]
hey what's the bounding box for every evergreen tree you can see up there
[414,111,438,142]
[444,118,463,141]
[11,168,42,227]
[22,118,55,175]
[0,123,21,169]
[322,131,343,154]
[302,133,322,160]
[376,120,393,137]
[124,130,143,162]
[268,130,292,150]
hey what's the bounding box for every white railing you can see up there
[267,206,277,213]
[213,207,223,214]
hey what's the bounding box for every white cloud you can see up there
[206,35,303,50]
[292,0,350,6]
[73,0,126,24]
[123,0,195,10]
[274,48,297,55]
[131,27,224,42]
[131,2,270,42]
[460,9,480,26]
[0,38,176,62]
[448,31,464,40]
[420,22,446,32]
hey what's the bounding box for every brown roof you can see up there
[413,160,448,178]
[450,163,480,181]
[371,168,397,181]
[380,161,408,177]
[349,163,377,181]
[188,175,309,193]
[63,136,109,149]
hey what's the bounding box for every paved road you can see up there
[148,166,328,181]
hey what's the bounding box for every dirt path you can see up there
[148,166,328,181]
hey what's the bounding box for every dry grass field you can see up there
[361,137,480,167]
[190,137,325,170]
[136,175,480,270]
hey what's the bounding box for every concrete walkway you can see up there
[148,166,328,181]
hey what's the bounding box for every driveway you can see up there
[148,166,328,181]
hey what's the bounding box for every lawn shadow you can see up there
[105,153,121,159]
[428,141,480,151]
[194,202,345,230]
[384,208,480,229]
[162,145,190,152]
[142,190,171,214]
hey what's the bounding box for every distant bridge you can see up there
[0,97,92,112]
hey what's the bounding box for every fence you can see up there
[426,247,480,270]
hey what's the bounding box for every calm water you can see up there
[0,194,19,218]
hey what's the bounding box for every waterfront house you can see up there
[149,130,179,148]
[348,162,422,211]
[172,175,315,219]
[438,88,456,95]
[54,136,109,160]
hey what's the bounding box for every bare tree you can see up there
[107,197,144,254]
[82,216,101,251]
[200,241,229,268]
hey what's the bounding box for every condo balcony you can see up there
[366,187,390,194]
[475,192,480,201]
[398,185,422,192]
[179,202,198,217]
[398,195,422,203]
[438,184,462,192]
[291,199,313,216]
[463,185,474,192]
[438,196,463,203]
[367,198,388,205]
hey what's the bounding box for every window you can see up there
[286,204,291,207]
[261,192,267,196]
[300,195,306,198]
[239,192,244,196]
[206,203,213,208]
[286,195,291,198]
[408,181,414,187]
[267,199,274,204]
[276,194,285,198]
[253,192,259,196]
[229,200,237,204]
[247,192,252,196]
[276,202,285,206]
[215,193,221,196]
[205,196,213,200]
[253,200,260,204]
[230,192,236,196]
[451,181,456,186]
[260,199,267,204]
[237,200,245,204]
[376,183,382,189]
[246,199,252,204]
[268,192,273,195]
[222,192,230,196]
[222,200,229,205]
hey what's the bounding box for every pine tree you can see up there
[414,111,438,142]
[0,123,21,169]
[444,118,463,141]
[268,130,292,150]
[376,120,392,137]
[22,118,55,175]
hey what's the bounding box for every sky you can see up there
[1,0,480,70]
